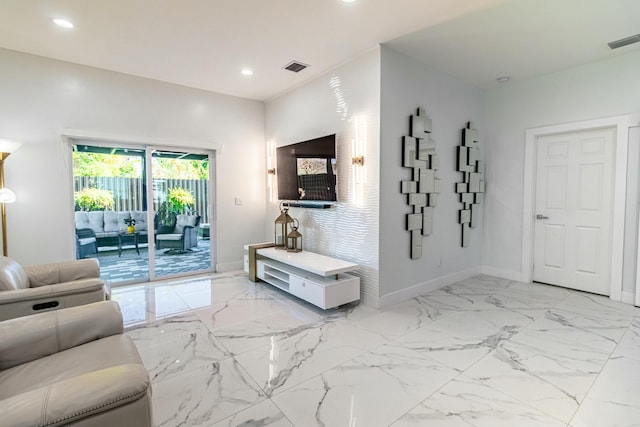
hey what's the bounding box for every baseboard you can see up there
[481,266,526,282]
[482,268,638,306]
[378,267,482,308]
[216,260,243,273]
[359,290,380,309]
[621,291,636,305]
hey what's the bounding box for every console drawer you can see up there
[289,275,324,307]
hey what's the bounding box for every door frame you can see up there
[522,115,638,301]
[62,129,219,284]
[145,144,217,281]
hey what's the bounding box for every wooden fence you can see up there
[74,177,210,223]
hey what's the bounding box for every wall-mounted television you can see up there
[277,134,337,205]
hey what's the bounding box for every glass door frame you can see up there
[145,145,216,282]
[68,136,216,286]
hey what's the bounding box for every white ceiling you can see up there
[386,0,640,90]
[0,0,638,101]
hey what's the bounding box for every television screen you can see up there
[277,134,337,202]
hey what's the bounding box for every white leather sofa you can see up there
[0,257,109,321]
[0,301,152,426]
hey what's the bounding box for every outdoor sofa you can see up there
[75,210,150,252]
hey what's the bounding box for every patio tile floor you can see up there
[93,240,212,283]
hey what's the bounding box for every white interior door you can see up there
[533,128,615,295]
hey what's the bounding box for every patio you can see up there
[94,239,212,283]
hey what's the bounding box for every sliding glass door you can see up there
[150,148,212,279]
[72,142,214,285]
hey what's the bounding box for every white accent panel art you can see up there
[402,107,439,259]
[456,122,485,247]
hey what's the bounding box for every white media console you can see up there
[245,245,360,309]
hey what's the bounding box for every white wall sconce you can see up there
[351,156,364,166]
[0,139,23,256]
[352,115,367,205]
[266,140,277,202]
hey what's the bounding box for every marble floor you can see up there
[111,273,640,427]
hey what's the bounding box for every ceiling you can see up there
[0,0,638,101]
[386,0,640,90]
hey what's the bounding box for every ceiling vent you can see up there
[608,34,640,50]
[283,61,309,73]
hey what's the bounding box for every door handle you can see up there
[536,214,549,220]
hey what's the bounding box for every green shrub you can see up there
[167,187,195,213]
[74,188,114,211]
[157,187,196,226]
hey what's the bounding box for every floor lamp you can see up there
[0,140,22,257]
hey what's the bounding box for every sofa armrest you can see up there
[0,279,105,305]
[24,258,100,287]
[181,224,197,235]
[76,227,97,239]
[0,364,151,427]
[0,300,123,370]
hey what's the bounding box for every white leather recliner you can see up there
[0,256,109,321]
[0,301,152,426]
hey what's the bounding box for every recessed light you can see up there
[496,76,510,84]
[241,69,253,76]
[341,0,357,3]
[53,18,74,29]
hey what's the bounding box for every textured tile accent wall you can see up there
[265,50,381,305]
[267,113,380,302]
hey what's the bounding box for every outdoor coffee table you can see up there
[118,231,140,257]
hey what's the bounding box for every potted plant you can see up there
[124,215,136,233]
[157,187,196,227]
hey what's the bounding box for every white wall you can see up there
[0,48,266,268]
[623,126,640,300]
[483,51,640,290]
[378,46,486,304]
[265,49,381,306]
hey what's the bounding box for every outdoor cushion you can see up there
[174,215,197,234]
[130,211,148,231]
[76,211,151,233]
[155,234,182,241]
[78,237,96,246]
[74,211,105,234]
[104,211,130,233]
[74,212,90,229]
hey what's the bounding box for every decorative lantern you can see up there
[287,218,302,253]
[274,202,294,250]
